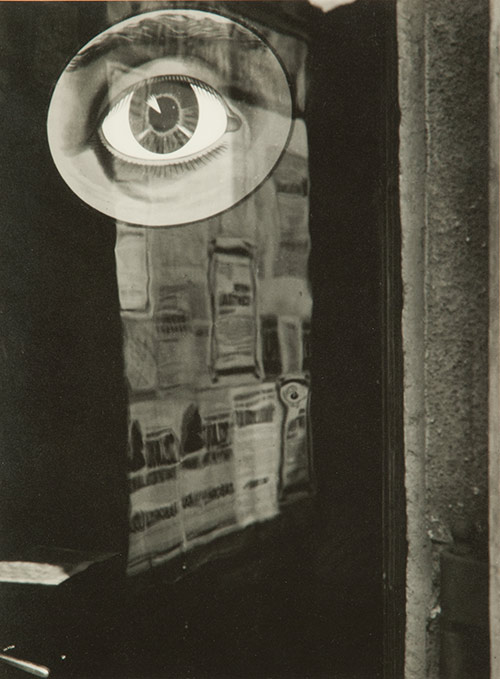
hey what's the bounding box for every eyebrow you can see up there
[68,13,262,71]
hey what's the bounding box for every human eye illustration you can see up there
[47,9,292,227]
[99,75,241,172]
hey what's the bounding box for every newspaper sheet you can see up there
[231,384,281,526]
[115,223,150,312]
[209,238,263,380]
[180,390,238,545]
[126,397,187,574]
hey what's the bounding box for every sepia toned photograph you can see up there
[0,1,496,678]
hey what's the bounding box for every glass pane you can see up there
[47,5,313,576]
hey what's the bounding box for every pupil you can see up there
[148,97,180,133]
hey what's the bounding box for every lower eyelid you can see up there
[96,140,229,180]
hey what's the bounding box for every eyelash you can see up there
[96,140,229,178]
[100,73,219,114]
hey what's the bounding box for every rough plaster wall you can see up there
[424,1,490,673]
[424,0,489,548]
[490,1,500,675]
[400,0,490,676]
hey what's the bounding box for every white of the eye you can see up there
[100,84,228,161]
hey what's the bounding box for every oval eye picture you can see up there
[47,9,293,227]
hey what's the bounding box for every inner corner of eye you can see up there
[226,111,242,133]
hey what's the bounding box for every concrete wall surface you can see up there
[490,1,500,676]
[399,0,490,676]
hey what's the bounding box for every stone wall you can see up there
[398,0,490,676]
[489,1,500,676]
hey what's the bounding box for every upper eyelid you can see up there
[101,74,222,119]
[92,60,230,127]
[90,64,264,138]
[67,13,270,117]
[67,13,263,72]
